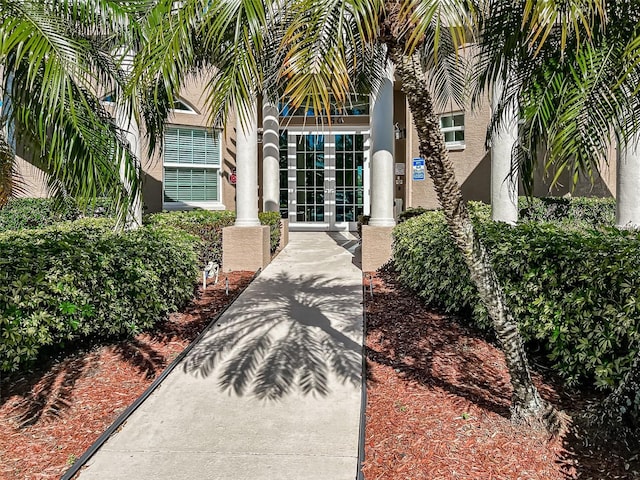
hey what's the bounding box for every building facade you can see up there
[14,74,617,231]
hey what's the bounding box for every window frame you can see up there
[162,125,225,210]
[439,112,466,150]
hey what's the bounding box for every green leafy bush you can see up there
[0,197,115,231]
[258,211,282,253]
[146,210,282,266]
[0,219,199,371]
[393,207,640,390]
[398,207,430,223]
[518,196,615,225]
[145,210,235,267]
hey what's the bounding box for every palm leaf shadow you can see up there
[183,272,362,400]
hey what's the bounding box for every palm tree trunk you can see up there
[387,45,547,423]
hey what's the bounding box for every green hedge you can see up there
[0,219,199,371]
[0,197,115,231]
[258,211,283,253]
[398,197,616,226]
[393,205,640,390]
[519,196,615,225]
[146,210,282,267]
[145,210,235,267]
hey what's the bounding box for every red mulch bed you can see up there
[0,271,255,480]
[362,269,640,480]
[3,267,639,480]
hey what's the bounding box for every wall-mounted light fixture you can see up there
[394,122,406,140]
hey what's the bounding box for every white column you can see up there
[118,117,143,229]
[491,81,519,225]
[119,53,142,229]
[369,66,396,227]
[262,100,280,212]
[235,104,260,226]
[616,133,640,229]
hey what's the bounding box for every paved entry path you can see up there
[78,232,364,480]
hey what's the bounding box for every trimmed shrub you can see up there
[0,197,115,231]
[398,207,430,223]
[0,219,199,371]
[393,207,640,389]
[146,210,282,266]
[145,210,235,267]
[258,211,283,253]
[519,196,615,225]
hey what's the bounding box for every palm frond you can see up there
[0,0,145,227]
[400,0,478,56]
[279,0,385,118]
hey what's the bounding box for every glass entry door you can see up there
[334,133,366,224]
[295,134,326,222]
[281,130,369,231]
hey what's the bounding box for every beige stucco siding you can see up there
[142,76,238,213]
[405,95,492,210]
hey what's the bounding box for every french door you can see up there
[280,129,369,231]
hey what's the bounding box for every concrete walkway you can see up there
[78,232,364,480]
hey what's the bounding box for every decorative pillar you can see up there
[369,67,396,227]
[362,64,395,271]
[491,81,519,225]
[120,117,143,229]
[262,100,280,212]
[235,105,260,226]
[616,133,640,229]
[223,102,270,272]
[118,53,142,229]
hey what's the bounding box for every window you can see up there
[171,99,197,114]
[440,113,465,148]
[279,130,289,218]
[101,93,116,104]
[279,94,369,117]
[163,127,222,206]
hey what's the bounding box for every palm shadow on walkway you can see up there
[182,272,362,401]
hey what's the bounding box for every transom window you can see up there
[163,127,221,206]
[440,113,465,148]
[171,99,197,114]
[103,94,197,115]
[280,95,369,117]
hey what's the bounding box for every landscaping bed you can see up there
[362,269,640,479]
[0,272,254,480]
[2,226,639,479]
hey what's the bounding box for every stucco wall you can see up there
[403,94,617,210]
[142,76,238,213]
[405,95,492,210]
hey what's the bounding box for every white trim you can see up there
[163,162,220,169]
[162,126,222,207]
[446,144,466,151]
[162,201,226,211]
[439,112,465,149]
[170,98,199,115]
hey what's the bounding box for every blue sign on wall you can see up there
[412,158,425,181]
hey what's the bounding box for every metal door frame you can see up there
[285,127,370,231]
